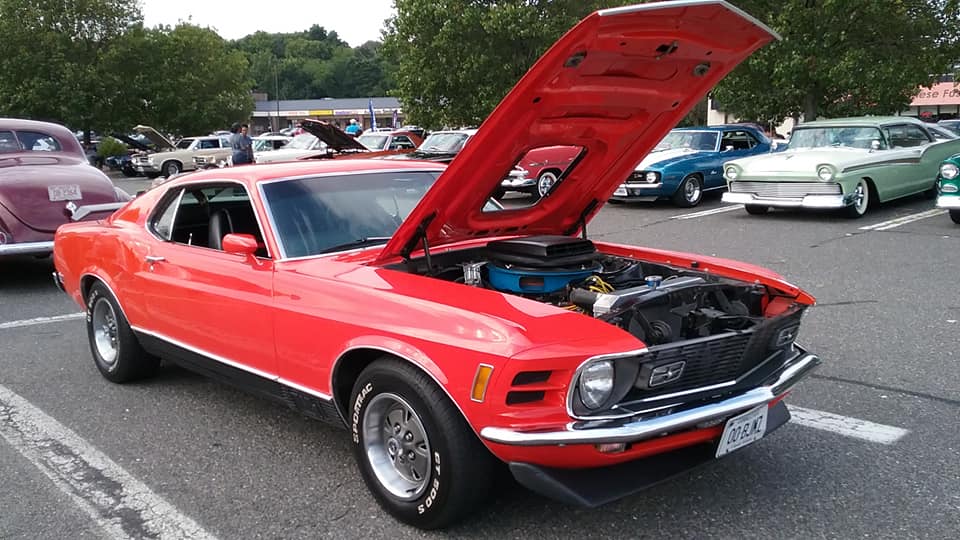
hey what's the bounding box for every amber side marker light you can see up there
[471,364,495,402]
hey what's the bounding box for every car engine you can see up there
[413,235,774,344]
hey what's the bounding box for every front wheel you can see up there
[843,179,870,218]
[950,209,960,224]
[350,358,495,529]
[672,174,703,207]
[161,160,181,177]
[537,171,559,197]
[744,204,769,215]
[86,282,159,383]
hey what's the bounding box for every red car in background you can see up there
[499,145,581,198]
[0,118,129,258]
[53,2,820,531]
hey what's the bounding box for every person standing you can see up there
[231,123,254,165]
[345,118,362,137]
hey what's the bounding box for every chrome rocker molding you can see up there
[722,191,856,209]
[480,346,820,446]
[935,196,960,209]
[0,241,54,256]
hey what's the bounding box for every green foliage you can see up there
[0,0,253,137]
[711,0,960,123]
[231,26,391,100]
[382,0,638,128]
[97,137,128,158]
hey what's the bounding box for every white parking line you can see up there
[672,205,744,220]
[0,313,85,330]
[0,384,217,540]
[788,405,909,444]
[858,209,946,231]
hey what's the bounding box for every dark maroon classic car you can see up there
[0,118,130,258]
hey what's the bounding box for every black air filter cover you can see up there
[486,235,597,269]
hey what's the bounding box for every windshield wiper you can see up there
[319,237,392,254]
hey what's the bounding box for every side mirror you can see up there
[771,141,779,151]
[222,233,259,256]
[724,145,734,152]
[870,140,881,151]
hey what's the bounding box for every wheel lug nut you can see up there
[407,451,415,460]
[404,432,413,441]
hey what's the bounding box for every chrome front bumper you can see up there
[480,346,820,446]
[936,195,960,209]
[722,191,855,208]
[0,241,54,256]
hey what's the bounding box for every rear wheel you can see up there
[950,209,960,224]
[843,179,870,218]
[86,282,159,383]
[744,205,769,215]
[672,174,703,207]
[349,358,495,529]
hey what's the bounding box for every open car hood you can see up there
[300,119,369,152]
[132,125,175,151]
[374,1,778,264]
[110,132,151,152]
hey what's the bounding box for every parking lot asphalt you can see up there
[1,184,958,539]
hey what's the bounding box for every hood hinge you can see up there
[565,199,598,238]
[400,211,437,267]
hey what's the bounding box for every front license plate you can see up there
[613,186,628,196]
[48,184,82,201]
[715,404,768,458]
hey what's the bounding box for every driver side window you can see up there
[148,184,269,257]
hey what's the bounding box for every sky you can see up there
[140,0,396,46]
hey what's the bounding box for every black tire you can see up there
[85,282,159,383]
[950,209,960,224]
[843,179,870,218]
[349,358,495,529]
[672,174,703,207]
[161,160,181,177]
[744,204,769,215]
[121,165,138,177]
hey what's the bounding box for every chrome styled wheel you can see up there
[672,174,703,207]
[844,179,870,218]
[91,297,119,367]
[362,392,432,500]
[537,171,559,197]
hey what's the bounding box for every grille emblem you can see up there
[649,361,685,387]
[774,325,800,348]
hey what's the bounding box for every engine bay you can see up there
[400,235,775,345]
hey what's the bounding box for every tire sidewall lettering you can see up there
[351,382,374,444]
[417,450,443,514]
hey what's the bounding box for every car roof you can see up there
[169,158,447,185]
[799,116,928,128]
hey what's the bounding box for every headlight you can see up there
[817,165,834,181]
[645,171,658,183]
[724,165,739,180]
[578,360,615,409]
[940,163,959,180]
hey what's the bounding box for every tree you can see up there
[711,0,960,124]
[382,0,634,128]
[0,0,142,139]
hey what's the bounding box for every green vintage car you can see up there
[722,116,960,218]
[936,153,960,224]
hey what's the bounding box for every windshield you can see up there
[653,131,718,152]
[417,133,469,154]
[253,138,282,152]
[176,138,195,150]
[262,170,442,258]
[357,134,388,150]
[788,126,887,149]
[286,133,321,150]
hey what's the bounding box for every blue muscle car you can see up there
[611,124,780,207]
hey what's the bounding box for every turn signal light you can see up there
[471,364,494,402]
[595,442,627,454]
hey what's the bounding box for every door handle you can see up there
[145,255,165,263]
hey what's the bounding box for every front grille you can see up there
[622,308,805,403]
[625,171,657,184]
[730,181,841,197]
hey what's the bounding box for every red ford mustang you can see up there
[53,1,820,530]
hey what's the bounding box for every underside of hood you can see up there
[300,119,369,152]
[374,1,778,264]
[133,125,175,150]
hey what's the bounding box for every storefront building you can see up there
[903,81,960,120]
[251,97,403,134]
